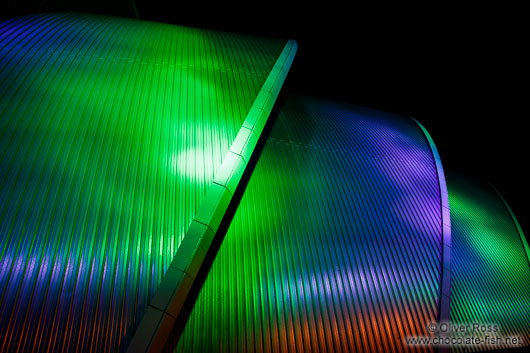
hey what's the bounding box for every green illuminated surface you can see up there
[176,95,444,352]
[448,174,530,352]
[0,13,285,352]
[125,39,298,353]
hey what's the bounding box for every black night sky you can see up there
[3,2,527,233]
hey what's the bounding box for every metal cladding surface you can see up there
[125,39,298,353]
[176,95,445,352]
[0,13,285,353]
[448,174,530,352]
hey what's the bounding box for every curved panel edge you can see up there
[410,118,452,326]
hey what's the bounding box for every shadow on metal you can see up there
[160,88,289,353]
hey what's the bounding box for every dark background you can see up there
[3,2,527,233]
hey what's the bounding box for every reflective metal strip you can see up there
[125,39,298,353]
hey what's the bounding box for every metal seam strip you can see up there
[125,39,298,353]
[409,118,452,328]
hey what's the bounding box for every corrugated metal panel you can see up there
[0,13,285,353]
[126,39,298,353]
[176,95,444,352]
[448,174,530,352]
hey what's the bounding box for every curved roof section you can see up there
[412,119,452,326]
[0,13,291,352]
[448,174,530,352]
[176,95,447,352]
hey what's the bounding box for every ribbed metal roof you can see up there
[176,95,446,353]
[0,13,288,352]
[448,174,530,352]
